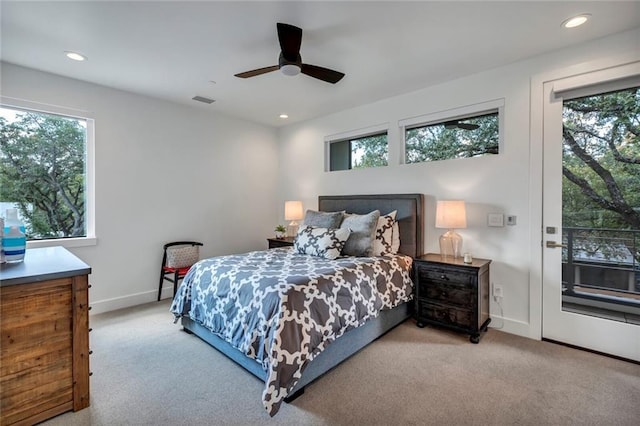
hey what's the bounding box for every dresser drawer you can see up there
[419,281,474,308]
[417,267,474,286]
[418,300,474,329]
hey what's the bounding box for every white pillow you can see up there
[391,221,400,254]
[294,226,351,260]
[372,210,397,256]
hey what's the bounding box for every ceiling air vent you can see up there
[192,96,215,104]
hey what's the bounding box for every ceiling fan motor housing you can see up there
[279,52,302,76]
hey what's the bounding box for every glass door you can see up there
[542,67,640,362]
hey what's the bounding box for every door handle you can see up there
[546,241,567,248]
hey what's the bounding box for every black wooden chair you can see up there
[158,241,203,301]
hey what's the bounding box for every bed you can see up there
[171,194,424,416]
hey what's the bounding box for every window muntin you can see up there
[0,105,89,241]
[404,111,499,164]
[328,131,388,171]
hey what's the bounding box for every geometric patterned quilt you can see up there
[170,247,413,416]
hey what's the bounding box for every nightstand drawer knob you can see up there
[440,275,449,280]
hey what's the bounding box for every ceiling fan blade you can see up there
[458,123,480,130]
[234,65,279,79]
[300,63,345,84]
[277,23,302,61]
[444,121,479,130]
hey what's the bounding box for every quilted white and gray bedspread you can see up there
[170,247,413,416]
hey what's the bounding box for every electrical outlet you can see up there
[493,284,503,298]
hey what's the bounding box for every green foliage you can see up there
[562,87,639,263]
[405,113,499,163]
[562,87,640,230]
[0,110,86,239]
[351,134,388,169]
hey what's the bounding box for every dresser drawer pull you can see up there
[89,350,93,355]
[89,328,93,332]
[88,306,92,311]
[440,275,449,280]
[88,284,92,288]
[89,372,93,377]
[441,291,448,298]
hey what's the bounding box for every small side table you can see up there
[413,253,491,343]
[267,237,295,249]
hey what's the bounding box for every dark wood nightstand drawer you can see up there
[417,267,474,287]
[418,300,474,329]
[419,280,474,309]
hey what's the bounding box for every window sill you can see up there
[27,237,98,249]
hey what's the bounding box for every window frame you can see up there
[0,97,96,248]
[325,123,389,172]
[399,99,505,164]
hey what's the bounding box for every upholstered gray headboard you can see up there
[318,194,424,258]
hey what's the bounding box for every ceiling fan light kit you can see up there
[280,64,301,76]
[235,23,345,84]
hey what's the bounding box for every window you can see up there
[400,99,503,164]
[404,112,499,163]
[0,101,95,245]
[326,126,388,172]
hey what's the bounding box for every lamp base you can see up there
[287,221,299,238]
[439,229,463,260]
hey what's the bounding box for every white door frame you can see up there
[529,53,640,344]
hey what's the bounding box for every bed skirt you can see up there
[181,301,412,396]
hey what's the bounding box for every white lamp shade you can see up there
[284,201,304,221]
[435,200,467,229]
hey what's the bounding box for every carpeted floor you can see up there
[42,301,640,425]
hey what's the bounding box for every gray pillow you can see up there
[303,210,344,229]
[340,210,381,256]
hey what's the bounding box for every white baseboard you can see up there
[92,288,539,342]
[90,286,175,315]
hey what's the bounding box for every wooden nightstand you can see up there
[413,253,491,343]
[267,237,295,249]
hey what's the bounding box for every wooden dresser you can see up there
[1,246,91,425]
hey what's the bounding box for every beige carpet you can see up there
[42,301,640,425]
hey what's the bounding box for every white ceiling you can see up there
[2,1,639,128]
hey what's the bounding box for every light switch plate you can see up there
[488,213,504,227]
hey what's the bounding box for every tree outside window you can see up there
[405,112,499,163]
[562,86,640,265]
[329,132,388,171]
[0,107,87,240]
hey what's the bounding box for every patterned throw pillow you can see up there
[372,210,397,256]
[303,210,344,229]
[294,226,351,260]
[166,245,199,268]
[340,210,381,257]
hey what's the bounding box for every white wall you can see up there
[276,28,640,339]
[1,63,279,313]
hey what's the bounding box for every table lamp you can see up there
[284,200,304,237]
[435,200,467,259]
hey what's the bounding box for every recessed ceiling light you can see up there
[65,51,87,61]
[279,114,289,119]
[562,14,591,29]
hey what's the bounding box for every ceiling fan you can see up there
[444,120,480,130]
[234,23,345,84]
